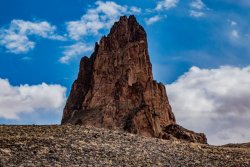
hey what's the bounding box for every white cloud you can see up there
[66,1,140,40]
[0,78,66,120]
[231,29,239,38]
[0,20,65,54]
[190,0,206,10]
[130,6,141,14]
[155,0,179,11]
[62,1,141,63]
[189,10,205,17]
[166,66,250,145]
[0,31,35,54]
[145,15,163,25]
[189,0,207,18]
[10,20,61,39]
[59,42,93,64]
[230,20,237,26]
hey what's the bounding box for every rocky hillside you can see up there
[0,125,249,166]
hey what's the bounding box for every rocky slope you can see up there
[61,15,206,144]
[0,125,249,167]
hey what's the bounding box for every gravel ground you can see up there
[0,125,249,167]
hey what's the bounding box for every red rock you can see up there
[163,124,207,144]
[61,15,207,144]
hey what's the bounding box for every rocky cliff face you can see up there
[62,15,207,144]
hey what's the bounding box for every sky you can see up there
[0,0,250,145]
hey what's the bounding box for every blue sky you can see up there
[0,0,250,144]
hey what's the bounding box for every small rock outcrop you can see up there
[163,124,207,143]
[61,15,207,144]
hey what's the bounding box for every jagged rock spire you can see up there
[61,15,207,144]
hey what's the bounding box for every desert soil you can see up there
[0,125,249,167]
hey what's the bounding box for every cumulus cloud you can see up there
[0,31,35,54]
[166,66,250,145]
[60,42,93,64]
[0,20,65,54]
[0,78,66,120]
[145,15,163,25]
[66,1,140,40]
[155,0,179,11]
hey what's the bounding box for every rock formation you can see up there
[61,15,207,144]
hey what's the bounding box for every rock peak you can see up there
[61,15,207,144]
[105,15,146,49]
[117,15,137,24]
